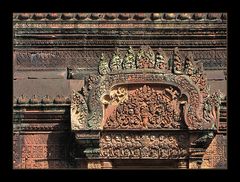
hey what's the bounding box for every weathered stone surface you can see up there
[70,46,224,169]
[14,70,67,80]
[205,70,226,80]
[13,13,227,169]
[208,80,227,95]
[14,79,70,98]
[15,133,72,169]
[13,13,227,21]
[201,134,227,168]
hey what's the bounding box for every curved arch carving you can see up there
[71,46,221,131]
[99,73,203,130]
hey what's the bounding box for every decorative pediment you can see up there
[70,46,223,165]
[71,46,222,131]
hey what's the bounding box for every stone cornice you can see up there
[13,95,71,105]
[13,13,227,22]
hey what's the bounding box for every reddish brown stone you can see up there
[13,13,227,169]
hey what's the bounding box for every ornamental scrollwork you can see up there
[71,74,102,130]
[104,85,185,129]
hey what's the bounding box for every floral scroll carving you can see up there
[71,74,102,130]
[71,90,88,130]
[100,133,188,159]
[104,85,185,129]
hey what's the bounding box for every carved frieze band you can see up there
[14,49,227,70]
[100,132,189,159]
[13,13,226,22]
[13,95,71,105]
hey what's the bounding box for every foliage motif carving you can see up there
[155,48,168,70]
[71,74,102,130]
[98,53,110,75]
[104,85,184,129]
[201,135,227,168]
[136,46,155,69]
[20,134,69,169]
[172,47,184,74]
[122,46,136,69]
[71,90,88,130]
[110,48,123,72]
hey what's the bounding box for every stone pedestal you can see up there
[87,160,102,169]
[85,160,113,169]
[178,160,188,169]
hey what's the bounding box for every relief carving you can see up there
[136,45,155,69]
[104,85,185,129]
[71,46,221,131]
[110,48,123,72]
[155,48,168,70]
[184,52,196,76]
[98,53,110,75]
[101,87,128,106]
[71,74,102,130]
[100,133,188,159]
[172,47,184,74]
[202,90,222,127]
[87,161,102,169]
[122,46,136,69]
[71,90,88,130]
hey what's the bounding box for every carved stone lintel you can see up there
[101,161,112,169]
[87,160,112,169]
[189,160,202,169]
[100,132,188,159]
